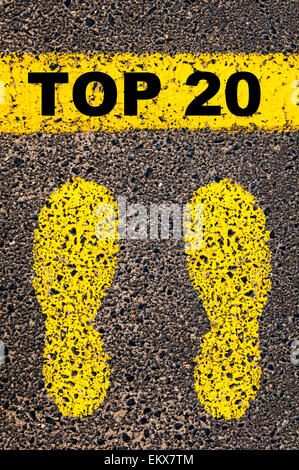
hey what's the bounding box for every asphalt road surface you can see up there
[0,0,298,450]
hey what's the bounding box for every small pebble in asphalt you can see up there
[0,340,8,364]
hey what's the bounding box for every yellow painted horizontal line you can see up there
[0,53,297,133]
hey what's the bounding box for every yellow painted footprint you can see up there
[185,179,271,419]
[33,178,119,417]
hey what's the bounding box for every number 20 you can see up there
[185,71,261,117]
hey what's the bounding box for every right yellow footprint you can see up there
[185,179,271,419]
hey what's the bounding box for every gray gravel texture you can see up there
[0,0,298,450]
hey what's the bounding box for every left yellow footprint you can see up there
[33,178,119,417]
